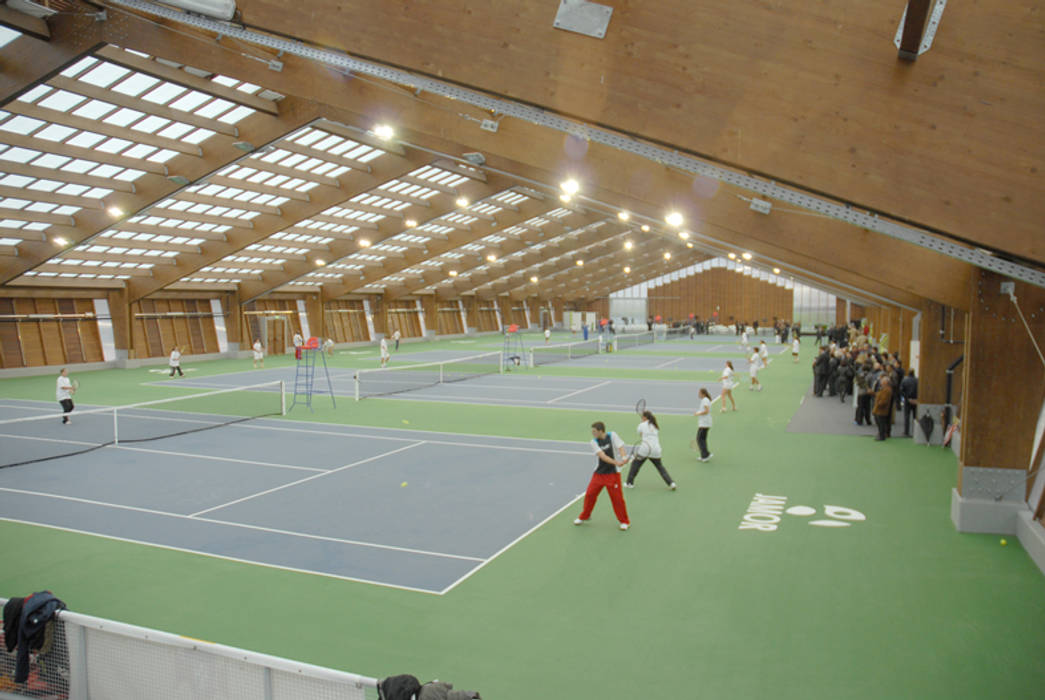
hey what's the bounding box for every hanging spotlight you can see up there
[742,252,753,260]
[107,206,124,218]
[559,193,572,203]
[315,259,326,266]
[678,231,690,240]
[456,197,470,208]
[576,259,584,266]
[727,252,736,260]
[641,224,651,232]
[486,254,497,262]
[358,238,372,247]
[530,276,539,283]
[560,178,580,195]
[686,242,694,248]
[53,237,68,246]
[405,219,418,228]
[773,267,781,274]
[617,211,630,222]
[449,270,458,277]
[624,266,631,274]
[624,241,633,251]
[665,211,683,227]
[373,124,395,141]
[664,252,672,260]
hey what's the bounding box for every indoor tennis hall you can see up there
[1,3,1043,700]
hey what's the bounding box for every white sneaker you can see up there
[669,482,677,490]
[573,518,584,525]
[623,482,634,489]
[619,523,629,531]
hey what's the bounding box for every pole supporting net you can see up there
[0,380,285,470]
[664,326,689,339]
[529,338,601,367]
[613,331,656,350]
[354,351,503,400]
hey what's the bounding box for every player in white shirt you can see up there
[759,340,770,365]
[323,338,335,356]
[740,329,749,350]
[792,336,800,363]
[252,338,264,369]
[719,360,737,412]
[379,336,390,368]
[392,329,401,351]
[56,368,75,424]
[748,349,763,391]
[574,421,631,530]
[544,327,551,343]
[623,411,676,490]
[168,347,183,377]
[293,332,304,360]
[693,387,713,462]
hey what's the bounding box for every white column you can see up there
[458,299,469,333]
[210,299,229,353]
[416,298,428,336]
[296,299,311,339]
[363,300,377,338]
[93,299,117,361]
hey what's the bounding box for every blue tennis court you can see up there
[0,404,593,595]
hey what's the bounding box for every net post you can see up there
[528,349,534,368]
[280,380,287,416]
[439,363,445,385]
[354,374,360,401]
[498,351,504,374]
[112,408,119,445]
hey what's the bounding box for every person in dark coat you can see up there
[899,369,919,437]
[812,347,830,396]
[826,352,840,396]
[873,377,894,441]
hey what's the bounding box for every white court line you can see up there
[0,517,443,596]
[0,432,97,447]
[188,442,426,517]
[112,445,325,473]
[360,394,697,414]
[655,357,686,369]
[0,485,479,563]
[546,380,612,404]
[440,491,585,595]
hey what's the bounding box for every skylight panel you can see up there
[0,115,44,136]
[73,99,118,121]
[0,219,26,229]
[168,91,211,113]
[122,144,157,160]
[156,123,194,141]
[0,27,21,50]
[38,90,90,113]
[17,85,52,104]
[0,147,40,164]
[104,108,145,128]
[210,75,239,88]
[195,98,235,119]
[64,131,106,149]
[132,116,171,134]
[31,153,71,170]
[78,62,131,89]
[114,72,162,98]
[95,138,134,154]
[140,81,184,105]
[0,198,28,210]
[147,149,179,164]
[292,129,325,147]
[114,169,145,182]
[34,124,77,142]
[24,178,59,191]
[88,164,122,179]
[218,105,255,124]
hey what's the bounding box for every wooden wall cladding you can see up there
[132,299,220,359]
[242,299,302,357]
[386,301,423,337]
[0,297,103,368]
[475,301,500,332]
[646,269,792,326]
[325,300,370,343]
[436,304,464,335]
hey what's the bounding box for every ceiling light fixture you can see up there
[678,231,690,240]
[530,276,538,283]
[664,252,672,260]
[315,259,326,266]
[405,219,417,228]
[624,241,633,251]
[640,224,650,232]
[560,179,580,195]
[576,259,584,266]
[559,193,572,203]
[373,124,395,141]
[486,254,497,262]
[449,270,458,277]
[727,252,737,260]
[686,242,694,248]
[107,206,124,218]
[773,267,781,274]
[456,197,470,208]
[742,252,753,260]
[53,237,68,246]
[624,266,631,274]
[358,238,371,247]
[617,211,630,222]
[665,211,683,227]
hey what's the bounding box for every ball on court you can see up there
[401,481,408,488]
[401,419,410,424]
[1000,538,1007,546]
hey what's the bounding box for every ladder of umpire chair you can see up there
[289,348,315,412]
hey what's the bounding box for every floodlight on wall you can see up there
[232,141,255,152]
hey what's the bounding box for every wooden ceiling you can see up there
[1,0,1041,311]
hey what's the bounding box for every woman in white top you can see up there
[252,338,264,369]
[379,337,390,368]
[694,387,713,462]
[624,410,676,490]
[323,337,335,356]
[56,368,75,424]
[740,329,749,349]
[719,360,737,412]
[792,336,800,363]
[544,327,551,343]
[168,347,183,377]
[748,349,762,391]
[759,340,769,365]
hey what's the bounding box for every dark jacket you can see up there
[873,386,894,416]
[900,375,918,401]
[379,674,422,700]
[13,591,65,683]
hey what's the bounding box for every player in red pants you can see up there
[574,421,631,531]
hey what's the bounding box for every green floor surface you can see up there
[1,343,1042,699]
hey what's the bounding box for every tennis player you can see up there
[323,337,335,356]
[759,340,770,365]
[624,410,676,490]
[719,360,737,412]
[168,347,183,377]
[574,421,631,530]
[792,336,800,363]
[379,336,390,368]
[748,348,763,391]
[252,338,264,369]
[544,327,551,343]
[293,331,304,360]
[392,329,401,351]
[741,328,749,350]
[694,387,713,462]
[56,368,75,425]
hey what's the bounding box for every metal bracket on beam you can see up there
[894,0,947,58]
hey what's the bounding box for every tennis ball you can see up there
[401,481,408,488]
[1000,539,1007,546]
[402,419,410,424]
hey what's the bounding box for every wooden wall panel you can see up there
[475,301,499,332]
[0,298,106,367]
[242,299,301,355]
[13,299,45,366]
[918,301,966,405]
[325,300,370,342]
[436,303,464,335]
[960,272,1045,475]
[386,300,422,338]
[647,270,792,327]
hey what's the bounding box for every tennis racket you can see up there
[70,378,79,393]
[689,439,699,452]
[635,398,646,416]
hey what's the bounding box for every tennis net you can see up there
[613,331,656,350]
[529,338,601,367]
[0,380,285,470]
[354,351,503,399]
